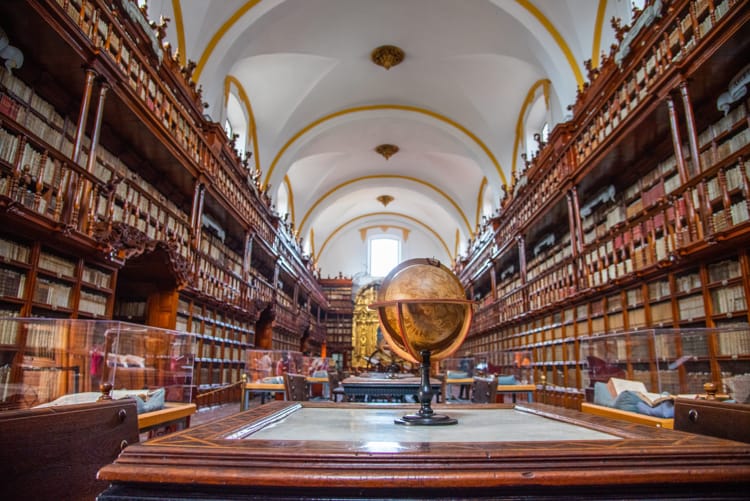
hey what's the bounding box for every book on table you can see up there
[606,377,696,406]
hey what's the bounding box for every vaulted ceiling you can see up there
[147,0,634,280]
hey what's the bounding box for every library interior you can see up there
[1,0,750,499]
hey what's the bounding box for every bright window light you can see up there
[370,238,400,277]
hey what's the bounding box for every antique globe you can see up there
[370,258,475,425]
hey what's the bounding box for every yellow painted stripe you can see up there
[516,0,584,89]
[298,174,473,236]
[265,104,506,191]
[475,177,487,231]
[315,212,452,265]
[224,75,261,175]
[283,175,295,225]
[592,0,608,68]
[194,0,263,83]
[171,0,186,66]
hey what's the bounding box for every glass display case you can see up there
[473,349,534,383]
[579,327,750,403]
[245,349,304,383]
[0,318,196,411]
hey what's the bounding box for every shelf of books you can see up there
[173,294,254,391]
[0,234,116,321]
[457,0,750,409]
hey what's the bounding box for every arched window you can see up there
[369,237,400,277]
[225,92,248,158]
[541,122,550,143]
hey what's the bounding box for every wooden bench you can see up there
[580,402,674,429]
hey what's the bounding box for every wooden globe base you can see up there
[395,350,458,426]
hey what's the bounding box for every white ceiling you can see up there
[146,0,633,279]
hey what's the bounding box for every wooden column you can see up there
[666,94,701,242]
[62,68,97,225]
[78,80,110,232]
[680,81,711,240]
[566,190,580,291]
[190,180,206,250]
[667,96,690,184]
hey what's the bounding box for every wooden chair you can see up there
[283,373,309,401]
[471,376,498,404]
[327,370,346,402]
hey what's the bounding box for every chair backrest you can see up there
[471,376,498,404]
[284,373,309,401]
[327,370,340,387]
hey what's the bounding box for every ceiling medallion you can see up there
[371,45,405,70]
[375,144,399,160]
[377,195,394,207]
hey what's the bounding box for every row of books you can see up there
[710,284,747,315]
[706,166,743,204]
[698,100,748,148]
[0,317,19,345]
[702,127,750,170]
[78,290,108,316]
[677,294,706,321]
[38,251,77,278]
[0,267,25,299]
[113,300,146,320]
[82,266,113,289]
[31,278,72,309]
[0,237,29,263]
[717,330,750,357]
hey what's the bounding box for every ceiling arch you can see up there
[152,0,625,278]
[263,104,506,191]
[298,174,473,237]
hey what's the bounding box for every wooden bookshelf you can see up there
[0,0,329,406]
[458,0,750,409]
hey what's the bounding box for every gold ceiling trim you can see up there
[591,0,608,69]
[194,0,583,91]
[315,212,451,267]
[299,174,472,236]
[358,225,410,242]
[265,104,507,195]
[371,45,405,70]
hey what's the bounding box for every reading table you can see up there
[98,401,750,499]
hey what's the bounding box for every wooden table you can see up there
[445,378,535,403]
[138,402,197,435]
[342,375,442,402]
[242,377,330,409]
[98,401,750,499]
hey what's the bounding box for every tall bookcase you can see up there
[320,277,354,371]
[458,0,750,409]
[0,0,327,401]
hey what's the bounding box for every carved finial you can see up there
[98,382,113,401]
[610,16,628,43]
[584,59,599,81]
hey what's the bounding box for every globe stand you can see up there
[395,350,457,426]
